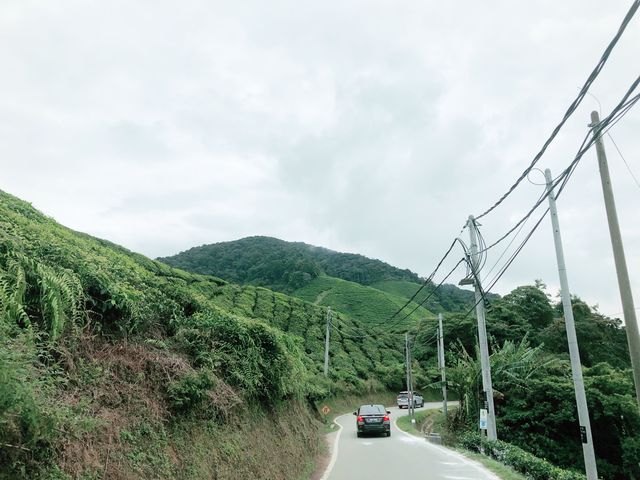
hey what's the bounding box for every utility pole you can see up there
[323,307,332,377]
[545,169,598,480]
[591,111,640,411]
[467,215,498,440]
[405,333,415,420]
[438,313,448,419]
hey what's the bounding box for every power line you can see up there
[477,80,640,258]
[607,132,640,189]
[475,0,640,220]
[329,72,640,349]
[386,257,468,330]
[332,258,467,340]
[382,235,466,324]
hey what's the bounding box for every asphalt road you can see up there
[322,403,499,480]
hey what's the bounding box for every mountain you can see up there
[157,236,421,290]
[158,236,478,320]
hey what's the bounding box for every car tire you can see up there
[386,431,391,437]
[357,432,362,438]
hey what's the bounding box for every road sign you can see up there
[321,405,330,415]
[479,409,488,430]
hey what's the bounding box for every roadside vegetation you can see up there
[164,236,639,479]
[2,189,638,479]
[0,191,394,479]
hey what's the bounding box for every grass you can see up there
[460,451,527,480]
[395,409,433,436]
[293,276,434,329]
[394,408,526,480]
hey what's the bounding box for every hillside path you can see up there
[314,289,332,305]
[321,404,499,480]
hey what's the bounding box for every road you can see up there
[322,403,499,480]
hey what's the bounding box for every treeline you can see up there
[413,284,638,479]
[158,235,421,291]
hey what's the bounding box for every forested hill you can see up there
[158,236,421,290]
[0,190,410,479]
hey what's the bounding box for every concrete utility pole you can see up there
[438,313,448,419]
[323,307,332,377]
[591,111,640,411]
[405,333,415,420]
[467,215,498,440]
[545,169,598,480]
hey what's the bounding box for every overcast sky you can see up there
[1,0,639,318]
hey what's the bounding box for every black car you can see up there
[353,404,391,437]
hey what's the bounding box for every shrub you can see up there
[167,371,216,414]
[0,330,67,478]
[174,311,309,403]
[459,432,586,480]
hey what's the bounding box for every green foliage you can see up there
[372,280,480,313]
[174,311,310,402]
[293,275,432,328]
[540,296,630,368]
[443,335,551,429]
[158,235,421,290]
[497,363,640,479]
[0,250,84,342]
[168,371,217,414]
[0,329,67,478]
[459,432,586,480]
[1,190,637,480]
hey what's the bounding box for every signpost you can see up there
[479,409,488,431]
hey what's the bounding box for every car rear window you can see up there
[398,393,408,398]
[359,405,385,415]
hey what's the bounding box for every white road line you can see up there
[319,415,344,480]
[393,418,500,480]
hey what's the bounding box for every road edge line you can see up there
[393,417,500,480]
[319,414,344,480]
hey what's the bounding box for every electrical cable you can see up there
[607,132,640,189]
[476,78,640,257]
[382,235,466,324]
[475,0,640,220]
[333,258,466,340]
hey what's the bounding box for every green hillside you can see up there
[158,235,421,291]
[292,276,434,329]
[371,280,479,313]
[161,237,639,479]
[0,191,409,480]
[2,189,638,480]
[158,236,478,322]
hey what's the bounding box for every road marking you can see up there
[393,418,500,480]
[320,414,344,480]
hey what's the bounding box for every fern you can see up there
[0,249,84,342]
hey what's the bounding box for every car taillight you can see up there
[383,416,389,421]
[357,416,364,422]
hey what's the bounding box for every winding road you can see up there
[322,403,499,480]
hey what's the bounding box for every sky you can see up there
[1,0,639,318]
